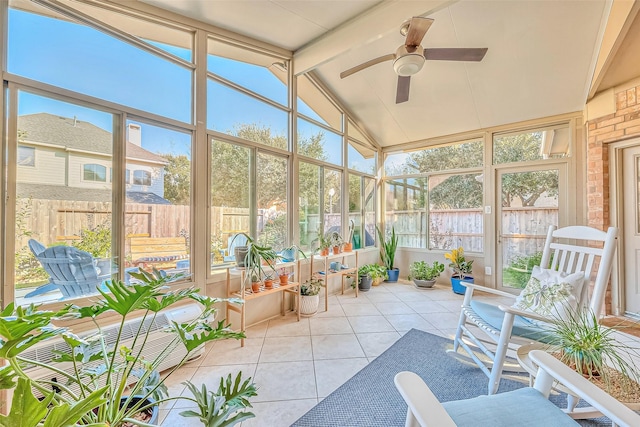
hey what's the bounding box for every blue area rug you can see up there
[292,329,606,427]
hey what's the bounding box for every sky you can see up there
[8,6,327,158]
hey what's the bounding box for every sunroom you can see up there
[2,0,640,426]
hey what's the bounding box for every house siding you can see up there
[18,146,67,186]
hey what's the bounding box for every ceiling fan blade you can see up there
[340,53,395,79]
[396,76,411,104]
[424,47,488,62]
[405,17,434,47]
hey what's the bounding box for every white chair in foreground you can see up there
[395,350,639,427]
[450,225,618,394]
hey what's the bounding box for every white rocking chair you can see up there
[450,225,618,395]
[395,350,640,427]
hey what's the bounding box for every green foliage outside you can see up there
[14,198,48,286]
[72,221,112,258]
[502,251,543,289]
[162,153,191,205]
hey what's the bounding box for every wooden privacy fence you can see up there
[16,198,250,249]
[386,207,558,254]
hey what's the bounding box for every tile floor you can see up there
[158,280,513,426]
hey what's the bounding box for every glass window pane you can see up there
[297,74,342,130]
[257,152,288,251]
[364,177,376,247]
[18,145,35,166]
[384,140,483,176]
[210,139,251,269]
[207,80,288,149]
[297,118,343,166]
[348,120,369,144]
[324,169,343,236]
[348,141,376,174]
[8,4,192,123]
[429,173,483,251]
[348,174,362,249]
[500,169,559,288]
[15,91,114,305]
[299,162,321,253]
[208,38,287,106]
[493,126,570,164]
[124,121,192,275]
[385,178,427,248]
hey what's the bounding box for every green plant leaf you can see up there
[0,365,17,390]
[98,280,160,316]
[144,287,197,312]
[42,386,109,427]
[0,378,53,427]
[174,321,245,353]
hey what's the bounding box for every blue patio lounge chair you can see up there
[25,239,111,299]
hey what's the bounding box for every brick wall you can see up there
[587,84,640,313]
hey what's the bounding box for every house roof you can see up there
[17,113,167,164]
[17,183,171,205]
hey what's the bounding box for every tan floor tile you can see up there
[347,315,395,333]
[259,336,312,363]
[356,331,401,357]
[253,361,316,402]
[393,290,430,302]
[341,302,381,316]
[421,312,462,329]
[435,299,465,313]
[311,334,365,359]
[204,338,263,365]
[405,299,449,314]
[385,313,435,332]
[314,358,368,398]
[245,321,269,338]
[313,302,346,318]
[309,316,354,335]
[266,316,310,337]
[242,398,318,427]
[373,301,415,315]
[336,292,368,304]
[365,292,401,303]
[160,366,197,410]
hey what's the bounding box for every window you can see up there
[297,74,342,130]
[8,2,193,123]
[18,145,35,166]
[125,169,130,184]
[133,170,151,186]
[84,164,107,182]
[385,140,483,175]
[348,141,376,174]
[257,152,287,251]
[385,178,427,247]
[297,118,343,166]
[299,162,321,252]
[493,125,571,164]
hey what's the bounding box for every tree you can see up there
[162,154,191,205]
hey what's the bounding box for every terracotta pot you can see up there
[279,274,288,285]
[320,248,329,256]
[332,246,340,255]
[343,242,353,252]
[264,279,274,289]
[251,282,261,293]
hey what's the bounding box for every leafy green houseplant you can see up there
[376,225,399,282]
[0,269,257,427]
[357,264,388,290]
[408,260,444,288]
[232,232,280,289]
[546,307,640,396]
[299,277,325,316]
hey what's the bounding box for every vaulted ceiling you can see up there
[141,0,611,147]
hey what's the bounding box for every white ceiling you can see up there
[141,0,609,148]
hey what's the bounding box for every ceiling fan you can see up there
[340,17,488,104]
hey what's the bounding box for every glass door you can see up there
[496,166,564,291]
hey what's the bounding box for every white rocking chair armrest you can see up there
[497,304,550,324]
[462,282,516,299]
[530,350,640,427]
[394,371,457,427]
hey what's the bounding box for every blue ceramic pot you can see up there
[451,276,473,295]
[385,268,400,282]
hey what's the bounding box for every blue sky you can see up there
[8,7,326,157]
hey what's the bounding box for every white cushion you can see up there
[512,266,584,322]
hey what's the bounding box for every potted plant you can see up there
[264,273,274,289]
[232,233,280,291]
[408,260,445,289]
[251,273,261,293]
[327,231,344,255]
[278,268,290,285]
[546,307,640,397]
[299,277,325,316]
[344,220,355,252]
[280,244,307,262]
[0,269,257,426]
[445,246,474,294]
[376,225,399,282]
[356,264,388,291]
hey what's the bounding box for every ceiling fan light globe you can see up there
[393,54,425,76]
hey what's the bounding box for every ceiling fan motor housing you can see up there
[393,44,425,76]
